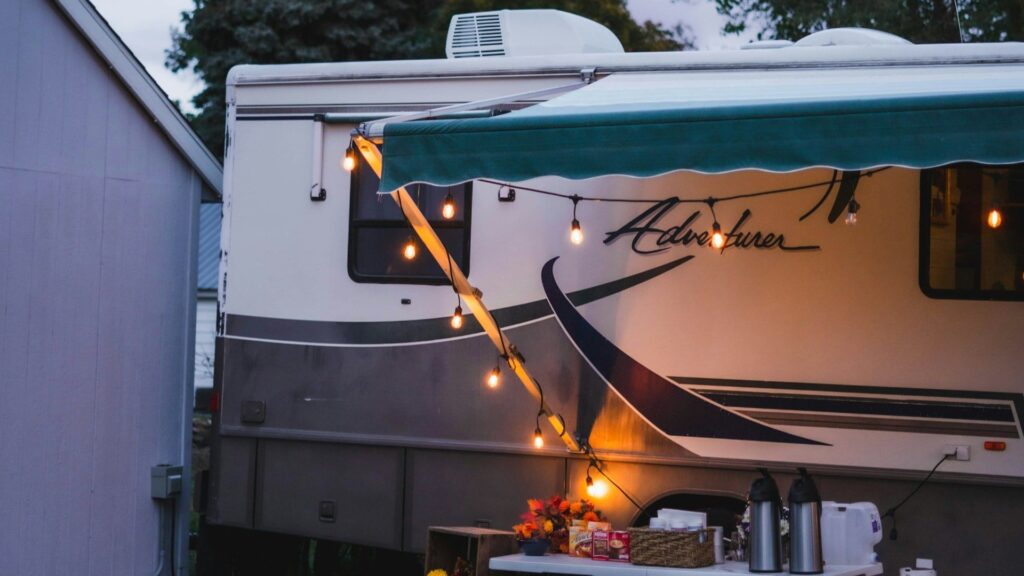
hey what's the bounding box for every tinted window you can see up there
[348,160,471,284]
[921,164,1024,300]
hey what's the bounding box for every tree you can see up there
[168,0,688,157]
[167,0,441,157]
[712,0,1024,44]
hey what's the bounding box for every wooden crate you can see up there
[425,526,518,576]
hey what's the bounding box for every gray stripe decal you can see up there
[226,256,692,345]
[742,411,1020,438]
[672,374,1024,424]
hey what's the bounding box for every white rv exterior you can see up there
[206,19,1024,574]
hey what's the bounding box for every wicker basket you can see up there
[627,528,715,568]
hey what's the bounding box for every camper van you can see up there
[202,10,1024,574]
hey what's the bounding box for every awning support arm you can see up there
[352,136,579,453]
[359,78,589,139]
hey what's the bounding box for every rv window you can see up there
[921,164,1024,300]
[348,159,471,284]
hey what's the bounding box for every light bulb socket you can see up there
[453,305,463,317]
[586,474,593,487]
[571,218,581,232]
[712,222,722,234]
[848,198,860,214]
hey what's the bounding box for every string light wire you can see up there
[478,167,886,208]
[581,443,647,519]
[446,251,463,329]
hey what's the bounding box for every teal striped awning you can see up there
[377,65,1024,191]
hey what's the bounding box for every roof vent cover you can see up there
[446,10,624,59]
[795,28,912,47]
[448,12,506,58]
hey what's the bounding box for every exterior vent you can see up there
[448,12,506,58]
[795,28,912,47]
[446,10,624,59]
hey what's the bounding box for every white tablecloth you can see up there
[489,554,883,576]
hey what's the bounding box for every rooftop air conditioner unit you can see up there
[446,9,625,59]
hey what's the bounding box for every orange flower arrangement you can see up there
[512,496,609,553]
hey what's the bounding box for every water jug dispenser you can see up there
[749,468,783,573]
[788,467,824,574]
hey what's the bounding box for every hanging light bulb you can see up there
[845,197,861,226]
[710,222,726,250]
[705,198,725,250]
[402,237,417,260]
[585,463,608,498]
[533,425,544,449]
[570,219,584,245]
[987,207,1003,229]
[486,364,500,388]
[569,195,584,245]
[442,192,456,220]
[451,305,463,330]
[342,145,356,172]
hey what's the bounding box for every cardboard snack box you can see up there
[592,530,631,562]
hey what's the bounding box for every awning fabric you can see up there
[378,65,1024,191]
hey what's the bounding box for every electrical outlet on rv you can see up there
[943,445,971,461]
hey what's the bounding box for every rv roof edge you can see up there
[360,79,587,139]
[225,42,1024,87]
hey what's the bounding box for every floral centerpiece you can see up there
[512,496,608,554]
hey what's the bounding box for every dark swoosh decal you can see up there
[541,256,824,445]
[226,256,694,345]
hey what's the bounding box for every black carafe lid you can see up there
[788,467,821,504]
[750,468,781,503]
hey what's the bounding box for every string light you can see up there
[585,462,609,499]
[533,394,545,448]
[486,362,501,388]
[446,251,463,330]
[579,442,647,519]
[710,223,726,249]
[479,168,884,210]
[472,169,887,252]
[705,198,726,250]
[845,197,860,226]
[570,195,584,245]
[397,194,416,260]
[486,318,512,389]
[442,191,456,220]
[402,237,417,260]
[533,415,544,448]
[987,207,1003,229]
[342,144,356,172]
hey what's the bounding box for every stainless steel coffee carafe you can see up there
[788,467,824,574]
[749,468,783,573]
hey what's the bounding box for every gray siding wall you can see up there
[0,1,198,574]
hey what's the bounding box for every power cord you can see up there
[881,454,949,541]
[581,443,649,523]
